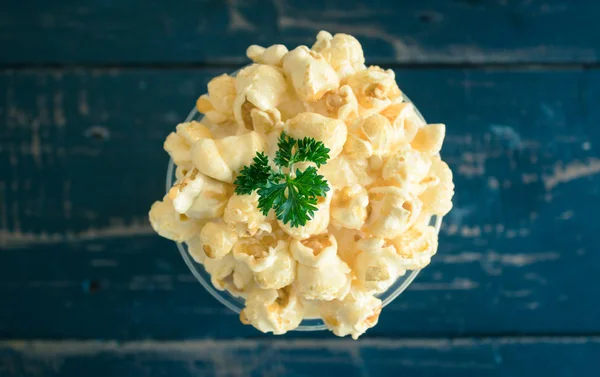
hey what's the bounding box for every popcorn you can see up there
[390,225,438,270]
[199,222,239,260]
[290,233,338,267]
[167,168,232,219]
[192,131,265,183]
[224,192,272,237]
[366,186,423,239]
[203,252,235,290]
[354,238,405,293]
[344,114,395,159]
[320,156,374,188]
[240,286,304,334]
[186,235,206,264]
[345,65,402,112]
[419,157,454,216]
[203,253,254,295]
[232,232,281,272]
[319,286,382,339]
[380,102,423,145]
[282,46,340,102]
[196,74,236,124]
[277,90,307,121]
[250,108,284,136]
[231,261,254,295]
[330,184,369,230]
[175,164,193,181]
[312,31,366,80]
[306,85,359,121]
[164,133,191,166]
[151,31,454,339]
[296,260,351,301]
[233,64,288,130]
[254,243,296,289]
[246,44,289,66]
[176,121,213,144]
[381,148,432,194]
[290,230,352,302]
[285,112,347,159]
[149,196,201,242]
[411,123,446,156]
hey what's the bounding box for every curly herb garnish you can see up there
[234,132,331,227]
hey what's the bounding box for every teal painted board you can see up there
[2,0,600,64]
[1,338,599,377]
[1,68,599,339]
[1,236,596,339]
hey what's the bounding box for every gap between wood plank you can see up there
[2,61,600,72]
[3,336,600,354]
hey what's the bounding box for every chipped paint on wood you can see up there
[2,337,600,377]
[543,158,600,190]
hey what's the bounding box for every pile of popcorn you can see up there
[149,31,454,339]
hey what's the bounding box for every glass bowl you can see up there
[166,95,442,331]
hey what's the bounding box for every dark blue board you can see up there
[1,68,599,340]
[2,0,600,375]
[1,0,600,64]
[1,338,600,377]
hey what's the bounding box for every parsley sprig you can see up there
[234,132,331,228]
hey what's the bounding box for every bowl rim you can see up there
[167,97,441,332]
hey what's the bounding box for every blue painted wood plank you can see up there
[1,68,599,339]
[1,338,599,377]
[1,0,600,64]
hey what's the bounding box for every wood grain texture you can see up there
[1,338,600,377]
[2,0,600,65]
[1,68,599,339]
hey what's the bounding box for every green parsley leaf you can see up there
[234,132,331,228]
[273,132,296,168]
[233,152,272,195]
[294,137,330,167]
[273,132,330,168]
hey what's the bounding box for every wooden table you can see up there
[1,1,599,376]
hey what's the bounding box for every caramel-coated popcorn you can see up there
[150,31,454,339]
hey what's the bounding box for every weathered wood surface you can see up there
[2,338,600,377]
[1,68,599,340]
[3,1,600,374]
[2,0,600,65]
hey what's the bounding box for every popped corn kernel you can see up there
[312,31,366,79]
[196,74,236,124]
[191,131,265,183]
[344,114,395,159]
[168,168,232,220]
[199,222,239,260]
[319,286,382,339]
[390,224,438,270]
[282,46,340,102]
[149,196,201,242]
[254,242,296,289]
[412,123,446,156]
[240,285,304,334]
[296,252,351,301]
[330,184,369,230]
[290,233,338,267]
[345,65,402,112]
[233,64,288,130]
[224,192,272,238]
[366,186,422,239]
[285,112,347,159]
[246,44,289,66]
[232,231,283,272]
[419,157,454,216]
[354,238,405,293]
